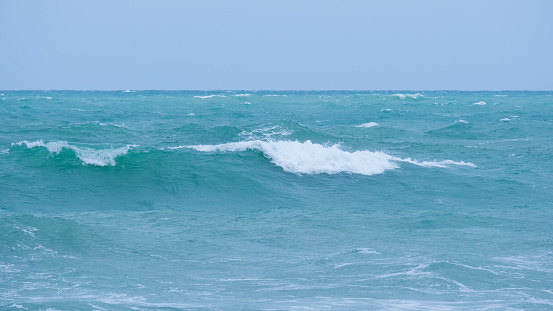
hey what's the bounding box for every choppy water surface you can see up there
[1,91,553,310]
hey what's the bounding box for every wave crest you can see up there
[182,140,474,175]
[13,140,136,166]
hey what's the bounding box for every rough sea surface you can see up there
[1,91,552,310]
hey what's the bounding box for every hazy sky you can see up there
[1,0,551,90]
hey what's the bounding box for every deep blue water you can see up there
[1,91,553,310]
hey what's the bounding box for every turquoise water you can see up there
[1,91,553,310]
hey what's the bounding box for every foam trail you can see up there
[355,122,379,128]
[194,95,226,99]
[14,140,136,166]
[395,158,476,168]
[183,140,475,175]
[472,101,486,105]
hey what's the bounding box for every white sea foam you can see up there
[355,122,379,128]
[187,113,195,116]
[183,140,475,175]
[73,121,127,128]
[194,95,226,99]
[393,93,424,100]
[472,101,486,105]
[500,118,511,122]
[455,120,469,124]
[1,149,9,154]
[232,94,251,97]
[14,140,136,166]
[396,158,476,168]
[239,126,293,140]
[356,248,380,254]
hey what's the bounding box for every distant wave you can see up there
[355,122,379,128]
[13,140,137,166]
[178,140,475,175]
[392,93,425,100]
[472,101,486,105]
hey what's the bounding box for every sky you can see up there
[0,0,552,90]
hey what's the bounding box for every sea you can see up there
[1,90,552,310]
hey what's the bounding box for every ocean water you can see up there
[1,90,552,310]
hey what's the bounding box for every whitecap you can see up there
[194,95,226,99]
[13,140,137,166]
[184,140,475,175]
[239,126,293,140]
[454,120,469,124]
[355,122,379,128]
[72,121,127,128]
[187,113,195,116]
[472,101,486,105]
[232,94,251,97]
[7,303,26,309]
[500,118,510,122]
[355,248,380,255]
[393,93,424,99]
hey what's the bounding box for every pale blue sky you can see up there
[1,0,551,90]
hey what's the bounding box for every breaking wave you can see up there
[176,140,475,175]
[13,140,136,166]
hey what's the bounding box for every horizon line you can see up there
[1,89,552,92]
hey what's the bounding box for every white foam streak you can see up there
[396,157,476,168]
[14,140,136,166]
[355,122,379,128]
[472,101,486,105]
[194,95,226,99]
[186,140,475,175]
